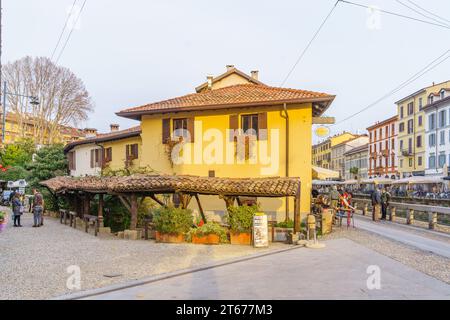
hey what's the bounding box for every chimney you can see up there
[83,128,98,138]
[110,124,120,132]
[207,75,213,89]
[251,70,259,81]
[226,64,235,72]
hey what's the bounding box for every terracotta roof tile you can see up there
[117,84,334,119]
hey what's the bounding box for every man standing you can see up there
[381,187,391,220]
[32,188,44,227]
[371,186,382,221]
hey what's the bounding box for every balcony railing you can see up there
[401,149,413,157]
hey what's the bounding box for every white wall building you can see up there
[424,89,450,176]
[66,143,103,177]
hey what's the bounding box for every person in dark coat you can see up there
[12,192,23,227]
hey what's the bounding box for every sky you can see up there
[3,0,450,141]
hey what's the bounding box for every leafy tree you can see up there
[0,166,29,182]
[26,144,67,188]
[0,138,36,167]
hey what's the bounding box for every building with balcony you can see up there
[312,132,356,169]
[396,80,450,177]
[367,115,398,178]
[423,88,450,176]
[331,135,369,179]
[343,143,368,180]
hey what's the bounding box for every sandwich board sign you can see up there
[253,212,269,248]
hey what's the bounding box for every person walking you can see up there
[12,192,24,227]
[32,188,44,228]
[371,186,382,221]
[381,187,391,220]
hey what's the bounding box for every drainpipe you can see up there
[280,103,289,221]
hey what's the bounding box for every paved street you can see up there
[353,215,450,258]
[81,238,450,300]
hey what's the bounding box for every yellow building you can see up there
[312,132,356,169]
[396,80,450,177]
[115,65,335,221]
[1,112,87,146]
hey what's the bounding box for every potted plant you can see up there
[273,219,294,242]
[225,205,258,245]
[0,211,6,232]
[152,206,193,243]
[188,222,228,245]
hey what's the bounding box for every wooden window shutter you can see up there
[126,144,130,159]
[229,114,239,142]
[90,149,94,168]
[72,152,76,170]
[187,117,195,143]
[162,118,171,144]
[132,144,138,159]
[258,112,267,140]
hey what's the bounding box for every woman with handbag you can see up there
[12,192,24,227]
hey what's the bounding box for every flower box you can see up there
[230,231,252,245]
[192,234,220,245]
[155,231,185,243]
[273,227,294,242]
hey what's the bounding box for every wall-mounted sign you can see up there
[314,126,330,138]
[253,212,269,248]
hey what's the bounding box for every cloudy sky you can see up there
[4,0,450,140]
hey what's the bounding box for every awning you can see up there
[312,179,343,186]
[312,166,340,180]
[360,177,394,185]
[391,175,445,185]
[343,179,359,185]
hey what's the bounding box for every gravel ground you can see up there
[321,226,450,284]
[0,209,284,300]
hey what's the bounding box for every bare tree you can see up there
[2,56,93,144]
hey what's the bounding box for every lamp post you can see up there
[1,81,39,144]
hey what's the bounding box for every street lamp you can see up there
[1,81,40,144]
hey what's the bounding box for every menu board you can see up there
[253,213,269,248]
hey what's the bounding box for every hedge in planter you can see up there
[188,222,228,244]
[153,206,193,243]
[225,205,259,245]
[273,219,294,242]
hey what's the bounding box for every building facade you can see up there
[343,143,368,180]
[367,115,398,178]
[330,135,369,179]
[396,81,450,177]
[65,125,142,177]
[111,65,335,221]
[312,132,356,169]
[423,89,450,176]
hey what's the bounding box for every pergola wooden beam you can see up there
[194,193,207,223]
[149,194,166,207]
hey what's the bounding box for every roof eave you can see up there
[64,131,141,153]
[116,96,335,120]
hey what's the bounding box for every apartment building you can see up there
[312,132,356,169]
[331,135,369,179]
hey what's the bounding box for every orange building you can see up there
[367,115,399,178]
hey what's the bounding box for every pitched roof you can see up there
[422,95,450,112]
[195,67,264,93]
[343,143,368,156]
[117,84,335,120]
[64,125,141,153]
[41,174,301,197]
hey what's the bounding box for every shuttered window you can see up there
[126,144,139,160]
[229,114,239,142]
[68,151,76,171]
[90,149,101,168]
[162,118,171,144]
[104,147,112,163]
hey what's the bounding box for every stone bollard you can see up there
[373,205,381,221]
[428,212,437,230]
[390,207,396,222]
[363,204,368,216]
[407,209,414,225]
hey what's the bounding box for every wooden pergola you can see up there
[41,174,302,232]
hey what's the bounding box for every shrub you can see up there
[225,204,259,233]
[275,219,294,228]
[188,222,228,243]
[152,206,193,234]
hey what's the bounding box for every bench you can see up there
[83,214,99,237]
[68,211,77,228]
[59,209,68,225]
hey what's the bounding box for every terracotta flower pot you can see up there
[230,231,252,245]
[155,231,185,243]
[192,233,220,245]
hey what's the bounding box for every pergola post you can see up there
[98,194,104,227]
[222,196,236,209]
[82,193,91,218]
[293,184,301,233]
[130,193,138,230]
